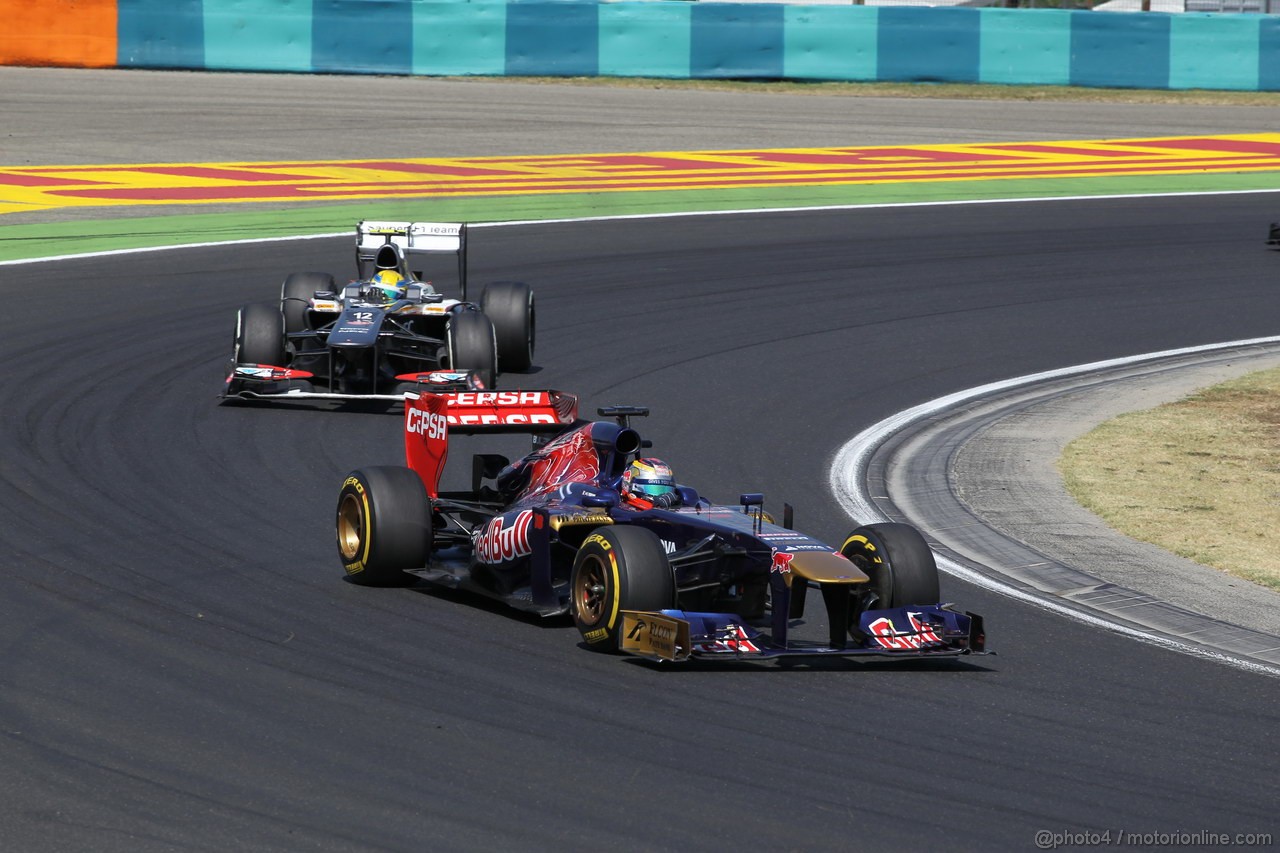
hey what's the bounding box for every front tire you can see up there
[447,310,498,389]
[281,272,334,334]
[481,281,535,372]
[571,526,675,651]
[337,467,432,586]
[840,522,940,610]
[235,302,286,367]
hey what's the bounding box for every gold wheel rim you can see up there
[574,555,608,625]
[337,493,364,561]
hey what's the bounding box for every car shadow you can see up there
[406,583,574,631]
[608,650,997,674]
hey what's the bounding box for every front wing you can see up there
[223,366,482,403]
[619,605,986,663]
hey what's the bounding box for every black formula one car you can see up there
[224,221,534,401]
[335,386,986,663]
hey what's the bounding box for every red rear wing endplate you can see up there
[403,390,580,497]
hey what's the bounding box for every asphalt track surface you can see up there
[2,70,1279,850]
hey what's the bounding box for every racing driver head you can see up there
[369,269,404,302]
[622,458,680,507]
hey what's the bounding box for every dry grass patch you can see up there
[449,76,1280,107]
[1058,366,1280,591]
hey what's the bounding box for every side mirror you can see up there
[740,493,765,532]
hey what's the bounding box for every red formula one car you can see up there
[335,383,985,663]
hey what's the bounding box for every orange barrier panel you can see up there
[0,0,117,68]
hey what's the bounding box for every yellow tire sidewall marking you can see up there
[606,551,621,631]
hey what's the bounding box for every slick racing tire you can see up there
[235,302,287,367]
[840,522,940,610]
[337,466,432,586]
[480,281,535,373]
[281,272,335,334]
[447,310,498,389]
[571,526,675,651]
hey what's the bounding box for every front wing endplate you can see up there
[620,611,692,662]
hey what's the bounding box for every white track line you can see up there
[7,185,1280,267]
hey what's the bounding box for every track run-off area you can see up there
[6,134,1280,214]
[7,122,1280,259]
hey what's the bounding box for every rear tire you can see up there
[448,310,498,389]
[337,467,432,586]
[235,302,286,367]
[481,281,535,372]
[571,526,675,651]
[281,272,334,334]
[840,522,939,609]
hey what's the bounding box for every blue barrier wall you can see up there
[691,4,785,79]
[879,7,981,83]
[203,0,312,72]
[118,0,205,69]
[782,6,877,82]
[1259,17,1280,89]
[1070,11,1171,89]
[507,1,600,76]
[979,8,1071,87]
[73,1,1280,92]
[413,2,506,76]
[314,0,414,74]
[599,2,691,78]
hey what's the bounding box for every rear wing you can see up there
[404,390,580,497]
[356,221,469,299]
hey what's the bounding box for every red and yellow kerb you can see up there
[3,134,1280,215]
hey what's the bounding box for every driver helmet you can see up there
[622,458,676,500]
[370,269,404,301]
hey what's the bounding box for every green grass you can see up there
[7,169,1280,262]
